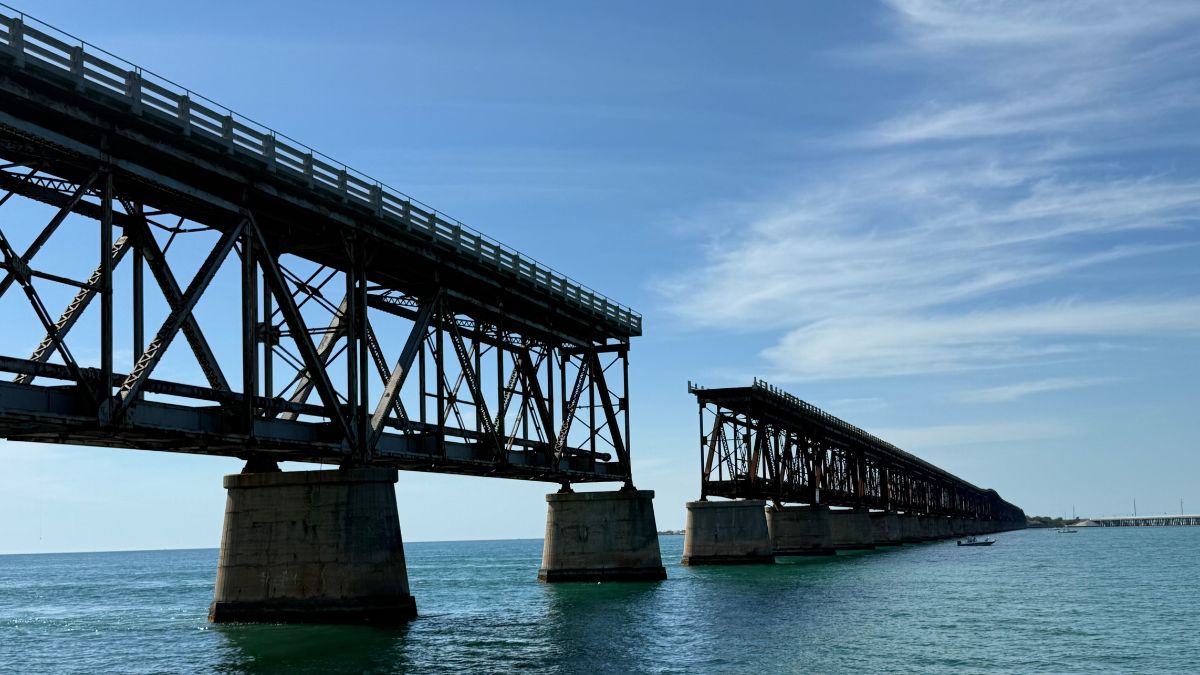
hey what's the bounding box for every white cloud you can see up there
[869,419,1072,450]
[658,0,1200,383]
[760,299,1200,380]
[955,376,1119,403]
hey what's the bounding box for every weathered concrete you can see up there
[899,513,929,543]
[933,517,952,539]
[869,511,903,546]
[921,514,940,535]
[767,505,836,555]
[539,490,667,582]
[951,517,967,536]
[829,508,876,550]
[682,499,774,565]
[209,467,417,624]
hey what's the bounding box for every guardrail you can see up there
[0,4,641,336]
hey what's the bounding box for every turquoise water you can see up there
[2,528,1198,673]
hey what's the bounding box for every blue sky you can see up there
[1,1,1198,553]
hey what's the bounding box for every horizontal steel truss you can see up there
[0,160,632,485]
[695,399,1024,523]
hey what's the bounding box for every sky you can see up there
[1,0,1197,553]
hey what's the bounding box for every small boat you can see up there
[957,536,995,547]
[1056,527,1078,534]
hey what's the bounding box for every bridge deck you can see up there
[0,9,638,344]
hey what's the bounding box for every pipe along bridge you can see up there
[0,7,665,623]
[682,380,1026,564]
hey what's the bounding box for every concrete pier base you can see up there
[539,490,667,582]
[682,499,774,565]
[209,467,417,624]
[829,508,876,550]
[933,517,951,539]
[767,505,836,556]
[869,511,903,546]
[899,513,926,543]
[915,515,938,541]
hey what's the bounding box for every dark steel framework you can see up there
[0,10,637,486]
[691,380,1025,524]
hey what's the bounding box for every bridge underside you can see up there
[0,376,619,481]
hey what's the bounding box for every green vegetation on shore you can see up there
[1026,515,1077,528]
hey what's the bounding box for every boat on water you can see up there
[1057,527,1078,533]
[957,536,995,547]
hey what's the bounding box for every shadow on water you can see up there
[211,622,411,674]
[537,580,666,671]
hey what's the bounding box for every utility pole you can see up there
[1133,498,1137,517]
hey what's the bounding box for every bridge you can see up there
[682,380,1025,564]
[0,5,1030,623]
[0,6,665,623]
[1078,515,1200,527]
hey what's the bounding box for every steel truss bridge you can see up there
[691,380,1025,524]
[0,8,639,486]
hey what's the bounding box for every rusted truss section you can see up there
[0,23,638,485]
[690,380,1025,523]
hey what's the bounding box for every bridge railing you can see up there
[0,5,641,337]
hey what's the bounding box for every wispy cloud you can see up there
[658,0,1200,383]
[869,419,1073,450]
[955,376,1119,403]
[760,299,1200,380]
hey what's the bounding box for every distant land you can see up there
[1026,516,1078,528]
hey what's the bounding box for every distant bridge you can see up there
[681,380,1024,564]
[690,379,1024,522]
[1080,515,1200,527]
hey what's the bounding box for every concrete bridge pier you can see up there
[869,511,903,546]
[209,465,417,624]
[538,489,667,582]
[767,504,836,555]
[951,517,966,537]
[917,515,941,540]
[899,513,928,542]
[829,508,876,550]
[681,499,775,565]
[934,516,952,539]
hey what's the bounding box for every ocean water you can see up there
[1,527,1198,674]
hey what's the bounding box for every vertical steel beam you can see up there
[240,228,257,430]
[344,260,359,453]
[99,172,113,394]
[262,276,273,400]
[132,218,144,365]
